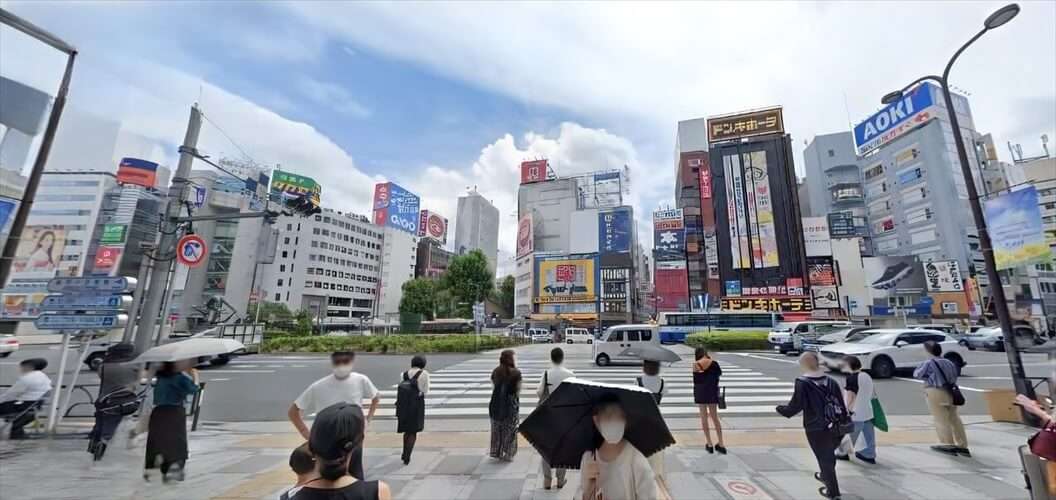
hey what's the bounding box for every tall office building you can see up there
[260,209,383,324]
[802,132,871,250]
[375,226,418,319]
[454,188,500,273]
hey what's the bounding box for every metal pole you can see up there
[0,49,75,287]
[46,331,71,434]
[56,334,95,428]
[121,254,153,342]
[154,258,178,344]
[134,105,201,354]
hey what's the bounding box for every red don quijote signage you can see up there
[427,213,446,240]
[516,214,533,257]
[373,183,390,209]
[520,160,548,184]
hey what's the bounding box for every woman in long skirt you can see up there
[488,349,521,461]
[396,355,430,465]
[144,360,199,483]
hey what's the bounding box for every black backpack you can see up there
[637,376,664,404]
[803,376,852,436]
[396,370,423,416]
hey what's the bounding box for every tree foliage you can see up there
[400,278,437,320]
[442,249,494,317]
[496,275,515,316]
[248,301,293,324]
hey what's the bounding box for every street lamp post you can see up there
[881,4,1036,406]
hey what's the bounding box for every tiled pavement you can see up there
[0,417,1034,500]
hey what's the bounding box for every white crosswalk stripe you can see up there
[370,351,791,419]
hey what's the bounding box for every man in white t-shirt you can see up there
[536,347,574,489]
[288,351,380,479]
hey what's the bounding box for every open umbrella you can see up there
[130,337,244,363]
[618,343,681,363]
[518,378,675,469]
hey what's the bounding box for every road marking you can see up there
[714,476,773,500]
[892,377,985,392]
[204,378,230,382]
[960,376,1011,380]
[200,369,275,374]
[729,353,798,364]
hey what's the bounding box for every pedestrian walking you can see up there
[834,356,877,464]
[537,347,574,489]
[776,352,849,500]
[0,358,52,439]
[692,348,726,454]
[143,361,199,483]
[488,349,521,461]
[289,351,381,480]
[913,340,970,456]
[292,403,392,500]
[637,359,669,487]
[396,355,430,465]
[577,394,659,500]
[88,343,141,460]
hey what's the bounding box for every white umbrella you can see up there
[131,337,244,363]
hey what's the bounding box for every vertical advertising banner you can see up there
[923,260,965,292]
[802,217,832,257]
[516,213,534,257]
[653,209,685,261]
[371,182,420,234]
[11,225,68,279]
[984,186,1054,270]
[743,151,779,268]
[0,198,15,232]
[599,208,632,254]
[699,164,712,199]
[723,153,750,269]
[655,261,690,312]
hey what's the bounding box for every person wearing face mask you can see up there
[578,395,659,500]
[289,351,380,480]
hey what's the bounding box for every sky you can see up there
[1,1,1054,277]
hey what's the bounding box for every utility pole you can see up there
[133,105,201,354]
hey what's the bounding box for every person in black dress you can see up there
[692,347,726,454]
[396,355,429,465]
[294,403,392,500]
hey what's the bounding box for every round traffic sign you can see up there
[176,234,208,267]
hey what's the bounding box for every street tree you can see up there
[496,275,515,317]
[294,309,314,336]
[442,249,494,317]
[400,278,436,321]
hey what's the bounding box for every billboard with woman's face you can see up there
[12,225,67,279]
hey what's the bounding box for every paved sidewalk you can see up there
[0,416,1033,500]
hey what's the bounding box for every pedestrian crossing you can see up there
[370,350,793,419]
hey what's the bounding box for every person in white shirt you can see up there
[578,395,658,500]
[288,351,380,480]
[636,360,669,490]
[835,355,877,464]
[0,358,52,439]
[536,347,574,490]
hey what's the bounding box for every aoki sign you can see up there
[853,82,938,155]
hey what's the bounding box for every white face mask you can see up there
[332,364,354,378]
[598,420,626,444]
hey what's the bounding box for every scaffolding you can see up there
[569,165,630,210]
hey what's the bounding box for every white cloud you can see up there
[294,76,371,118]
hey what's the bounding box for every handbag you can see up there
[717,387,727,410]
[1030,421,1056,461]
[871,397,889,432]
[932,359,965,406]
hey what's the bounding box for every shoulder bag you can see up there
[1030,421,1056,461]
[932,360,965,406]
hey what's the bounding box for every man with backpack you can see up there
[777,352,850,500]
[396,355,430,465]
[535,347,574,490]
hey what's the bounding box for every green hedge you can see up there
[262,334,519,354]
[685,330,769,351]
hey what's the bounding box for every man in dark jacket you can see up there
[777,352,847,500]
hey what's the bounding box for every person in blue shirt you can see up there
[144,360,199,483]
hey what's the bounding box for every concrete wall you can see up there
[518,178,578,255]
[569,209,599,254]
[377,227,417,318]
[831,238,870,317]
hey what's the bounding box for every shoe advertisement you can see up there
[863,256,927,298]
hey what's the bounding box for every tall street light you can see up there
[880,3,1036,405]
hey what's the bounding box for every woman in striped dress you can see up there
[488,350,521,461]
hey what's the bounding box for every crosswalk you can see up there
[371,350,793,419]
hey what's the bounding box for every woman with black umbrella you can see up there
[488,349,521,461]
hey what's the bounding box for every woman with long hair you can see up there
[292,403,392,500]
[144,360,199,483]
[692,347,726,454]
[28,230,57,271]
[488,349,521,461]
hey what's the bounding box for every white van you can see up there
[592,324,659,366]
[564,327,593,344]
[768,321,851,354]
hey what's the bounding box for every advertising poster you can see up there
[599,208,632,254]
[1,291,48,320]
[863,255,927,299]
[984,186,1053,270]
[743,151,779,268]
[808,262,837,286]
[99,224,127,245]
[271,169,322,206]
[827,211,857,238]
[92,246,123,274]
[853,82,938,154]
[721,296,812,313]
[923,260,964,292]
[802,217,832,257]
[656,267,690,312]
[372,182,420,234]
[654,227,685,261]
[812,286,840,309]
[724,280,741,296]
[535,256,598,304]
[652,209,684,229]
[11,225,67,279]
[516,214,534,257]
[521,160,548,184]
[0,198,15,232]
[116,157,159,188]
[723,154,750,269]
[699,164,712,199]
[417,210,448,243]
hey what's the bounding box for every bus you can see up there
[420,319,475,334]
[657,311,783,343]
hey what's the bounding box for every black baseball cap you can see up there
[308,403,366,461]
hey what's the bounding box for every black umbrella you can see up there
[518,378,675,469]
[618,343,681,363]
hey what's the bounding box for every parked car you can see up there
[564,327,593,344]
[819,329,968,379]
[592,324,658,366]
[802,326,873,352]
[529,328,552,344]
[768,321,852,355]
[910,324,960,336]
[963,326,1004,351]
[0,334,19,358]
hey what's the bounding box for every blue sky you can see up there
[2,1,1054,275]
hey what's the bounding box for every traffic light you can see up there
[283,194,322,217]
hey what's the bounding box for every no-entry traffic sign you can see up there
[177,234,208,267]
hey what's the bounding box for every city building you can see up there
[802,132,870,245]
[454,188,500,273]
[84,186,163,279]
[375,226,418,320]
[674,141,718,305]
[416,237,453,279]
[260,209,382,325]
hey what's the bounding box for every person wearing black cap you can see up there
[88,343,142,459]
[293,403,392,500]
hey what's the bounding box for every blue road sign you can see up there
[41,294,132,312]
[47,276,136,294]
[34,313,127,330]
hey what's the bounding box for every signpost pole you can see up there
[46,331,71,434]
[122,254,153,342]
[56,334,96,429]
